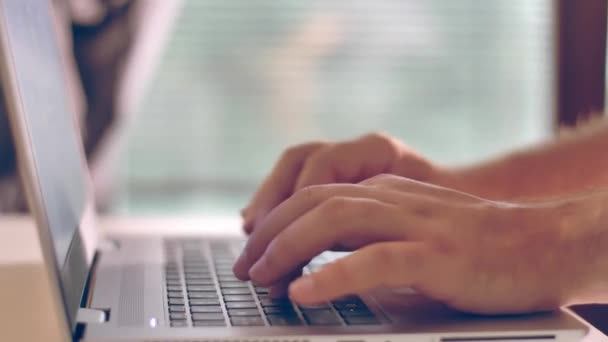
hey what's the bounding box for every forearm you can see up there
[434,117,608,200]
[559,190,608,304]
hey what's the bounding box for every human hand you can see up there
[242,133,440,234]
[234,175,605,314]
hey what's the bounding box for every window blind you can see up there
[118,0,555,212]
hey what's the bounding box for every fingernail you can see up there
[242,220,253,234]
[241,212,256,233]
[248,258,265,281]
[289,276,314,298]
[233,250,249,279]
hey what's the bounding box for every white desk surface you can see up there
[0,214,606,342]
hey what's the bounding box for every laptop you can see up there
[0,0,590,341]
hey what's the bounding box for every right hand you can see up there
[235,175,603,314]
[242,133,441,234]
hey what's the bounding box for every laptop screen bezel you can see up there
[0,0,93,335]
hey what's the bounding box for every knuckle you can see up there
[280,142,325,163]
[360,132,402,156]
[361,131,391,144]
[280,145,302,161]
[293,184,326,203]
[306,145,334,166]
[370,244,398,264]
[319,196,352,221]
[360,173,397,186]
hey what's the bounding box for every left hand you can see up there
[233,174,600,314]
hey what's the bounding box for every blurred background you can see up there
[105,0,599,215]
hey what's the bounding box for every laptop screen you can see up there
[0,0,90,331]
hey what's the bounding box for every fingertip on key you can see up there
[288,276,316,304]
[248,259,264,282]
[232,253,251,280]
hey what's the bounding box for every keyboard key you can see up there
[223,295,254,302]
[338,307,374,317]
[183,261,208,265]
[333,296,364,306]
[193,320,226,327]
[333,300,367,310]
[189,298,220,306]
[263,306,297,315]
[186,279,215,285]
[191,305,222,313]
[184,265,210,271]
[215,265,235,271]
[169,312,187,320]
[221,288,251,295]
[170,320,188,327]
[226,301,257,309]
[255,287,269,295]
[169,305,186,312]
[167,291,183,298]
[185,274,213,280]
[165,274,181,280]
[191,313,225,321]
[186,285,216,292]
[216,269,236,275]
[218,275,240,282]
[228,308,261,317]
[166,279,182,286]
[230,316,265,326]
[183,264,209,269]
[259,298,291,307]
[168,298,185,305]
[214,263,234,268]
[182,253,205,259]
[267,314,303,326]
[302,309,342,326]
[344,316,380,325]
[188,292,219,299]
[214,258,234,263]
[184,268,210,274]
[220,282,249,289]
[190,259,211,265]
[299,303,331,310]
[166,285,183,292]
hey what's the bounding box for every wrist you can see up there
[555,194,608,305]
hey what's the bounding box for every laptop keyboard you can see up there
[163,239,381,328]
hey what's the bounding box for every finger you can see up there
[289,242,429,305]
[243,142,325,233]
[293,133,402,190]
[361,174,482,203]
[233,183,432,279]
[267,267,303,298]
[248,197,428,286]
[292,147,336,191]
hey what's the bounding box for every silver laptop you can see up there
[0,0,589,341]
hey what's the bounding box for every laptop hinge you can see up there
[76,308,107,324]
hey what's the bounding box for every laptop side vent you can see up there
[440,336,556,342]
[144,340,310,342]
[118,265,145,326]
